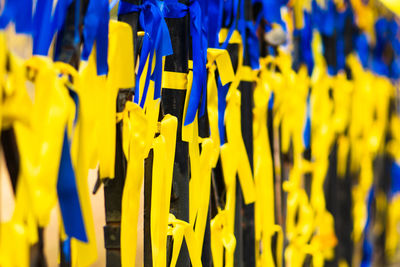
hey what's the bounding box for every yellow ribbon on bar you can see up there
[98,20,135,180]
[379,0,400,16]
[167,214,202,267]
[253,57,283,267]
[162,71,188,90]
[151,114,178,267]
[119,101,148,267]
[206,48,235,166]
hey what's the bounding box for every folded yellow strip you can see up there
[151,114,178,267]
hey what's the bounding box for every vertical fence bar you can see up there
[101,2,140,266]
[53,1,89,266]
[162,2,191,265]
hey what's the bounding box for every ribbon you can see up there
[0,0,33,33]
[96,20,135,180]
[33,0,75,56]
[225,80,256,205]
[53,62,88,244]
[293,11,314,75]
[118,101,149,267]
[207,0,223,47]
[361,188,374,267]
[253,68,279,267]
[162,0,207,125]
[206,48,235,159]
[119,0,172,107]
[150,114,177,267]
[379,0,400,16]
[215,143,239,267]
[81,0,109,75]
[167,214,202,267]
[0,49,38,267]
[210,210,236,267]
[303,94,311,149]
[57,128,88,242]
[252,0,287,28]
[220,0,239,49]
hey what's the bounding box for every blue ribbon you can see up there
[252,0,286,29]
[162,0,207,125]
[185,0,207,124]
[33,0,75,56]
[335,7,351,73]
[356,33,369,69]
[268,91,274,110]
[82,0,109,75]
[0,0,33,33]
[62,237,71,263]
[245,21,260,70]
[303,94,311,149]
[371,17,400,78]
[207,0,223,48]
[390,161,400,199]
[293,11,313,75]
[312,0,335,36]
[361,188,374,267]
[218,78,229,145]
[220,0,239,49]
[119,0,172,107]
[57,86,87,243]
[57,128,88,242]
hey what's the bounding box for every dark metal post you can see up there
[53,1,89,266]
[235,0,256,265]
[100,2,141,266]
[161,3,191,265]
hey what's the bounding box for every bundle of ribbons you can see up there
[1,0,400,266]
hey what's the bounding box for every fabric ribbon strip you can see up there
[150,115,178,267]
[118,0,172,107]
[162,0,207,125]
[167,214,202,267]
[118,101,149,267]
[253,62,283,267]
[81,0,109,75]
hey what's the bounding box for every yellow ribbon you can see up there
[206,48,235,167]
[151,114,178,267]
[253,57,283,267]
[167,214,202,267]
[119,101,148,267]
[54,62,99,267]
[379,0,400,16]
[210,210,236,267]
[98,20,135,180]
